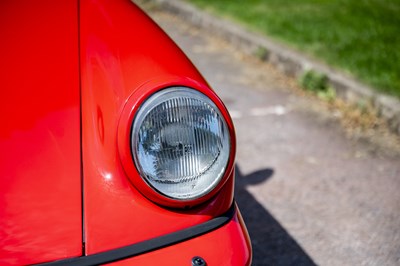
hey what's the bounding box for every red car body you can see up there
[0,0,252,265]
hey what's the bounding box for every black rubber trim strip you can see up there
[38,203,236,266]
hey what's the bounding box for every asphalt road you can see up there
[144,6,400,266]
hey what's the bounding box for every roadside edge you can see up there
[150,0,400,135]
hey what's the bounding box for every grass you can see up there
[186,0,400,98]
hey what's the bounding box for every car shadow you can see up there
[235,165,316,266]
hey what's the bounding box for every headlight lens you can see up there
[131,87,230,201]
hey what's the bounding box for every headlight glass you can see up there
[131,87,230,200]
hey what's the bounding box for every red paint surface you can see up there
[108,206,252,266]
[0,1,82,265]
[80,0,236,254]
[0,0,249,263]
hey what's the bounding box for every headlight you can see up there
[131,87,230,201]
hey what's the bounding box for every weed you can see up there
[254,46,268,60]
[299,70,336,101]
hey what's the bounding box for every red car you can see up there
[0,0,252,265]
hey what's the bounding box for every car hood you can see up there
[0,1,82,264]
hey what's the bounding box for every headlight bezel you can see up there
[117,78,236,208]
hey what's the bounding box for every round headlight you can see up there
[131,87,230,201]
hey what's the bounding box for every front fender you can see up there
[80,0,235,254]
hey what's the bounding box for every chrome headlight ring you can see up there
[131,87,230,201]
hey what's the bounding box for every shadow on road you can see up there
[235,165,316,266]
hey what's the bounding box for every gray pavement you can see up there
[144,8,400,266]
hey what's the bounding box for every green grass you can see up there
[187,0,400,98]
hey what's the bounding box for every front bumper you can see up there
[41,203,252,266]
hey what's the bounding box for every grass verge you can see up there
[186,0,400,98]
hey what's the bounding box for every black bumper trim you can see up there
[39,203,236,266]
